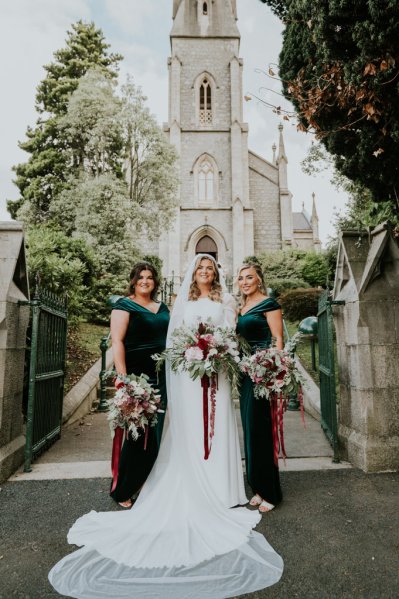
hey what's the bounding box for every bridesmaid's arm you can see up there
[110,310,130,375]
[265,309,284,350]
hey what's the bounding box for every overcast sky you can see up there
[0,0,350,245]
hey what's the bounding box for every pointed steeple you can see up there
[311,192,318,222]
[277,122,288,164]
[311,192,321,251]
[171,0,239,38]
[272,142,277,164]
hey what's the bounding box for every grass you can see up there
[65,322,110,393]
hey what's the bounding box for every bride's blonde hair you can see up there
[188,255,223,302]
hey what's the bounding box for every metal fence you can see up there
[22,288,68,472]
[317,289,344,462]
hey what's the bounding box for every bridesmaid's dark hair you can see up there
[127,262,160,301]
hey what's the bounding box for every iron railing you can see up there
[21,287,68,471]
[317,289,344,462]
[98,332,111,412]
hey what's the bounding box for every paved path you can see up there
[10,408,350,482]
[2,408,398,598]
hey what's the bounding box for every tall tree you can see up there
[59,68,123,178]
[259,0,399,212]
[120,78,179,239]
[9,21,122,220]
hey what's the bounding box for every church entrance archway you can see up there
[196,235,218,260]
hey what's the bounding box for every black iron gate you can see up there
[23,288,68,471]
[317,290,344,462]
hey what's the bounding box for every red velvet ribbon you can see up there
[110,427,124,493]
[270,392,288,467]
[201,375,210,460]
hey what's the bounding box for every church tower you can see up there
[162,0,254,278]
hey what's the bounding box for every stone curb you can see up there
[62,347,113,425]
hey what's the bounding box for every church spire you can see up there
[311,192,321,251]
[277,122,288,164]
[171,0,239,38]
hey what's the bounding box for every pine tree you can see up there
[9,21,123,221]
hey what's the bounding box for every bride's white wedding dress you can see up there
[49,293,283,598]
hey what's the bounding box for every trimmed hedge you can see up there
[279,288,324,321]
[266,277,310,297]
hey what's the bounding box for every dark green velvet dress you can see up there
[236,298,283,506]
[110,297,169,503]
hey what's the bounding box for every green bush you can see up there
[300,252,330,288]
[279,288,323,321]
[26,226,96,322]
[258,249,331,289]
[259,249,306,279]
[243,255,261,265]
[142,254,163,278]
[85,273,129,324]
[266,277,310,297]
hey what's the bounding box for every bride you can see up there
[49,254,283,598]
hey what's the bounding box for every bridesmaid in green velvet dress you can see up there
[110,262,169,508]
[236,263,284,513]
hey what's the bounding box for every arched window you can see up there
[198,158,214,203]
[199,78,212,124]
[202,2,208,15]
[193,153,219,207]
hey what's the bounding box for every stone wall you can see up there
[0,222,30,482]
[248,152,282,252]
[333,224,399,472]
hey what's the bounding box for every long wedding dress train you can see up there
[49,295,283,598]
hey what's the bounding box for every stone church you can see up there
[148,0,320,280]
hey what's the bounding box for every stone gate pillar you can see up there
[333,223,399,472]
[0,222,30,482]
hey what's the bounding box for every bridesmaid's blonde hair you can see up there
[188,256,223,302]
[236,263,268,308]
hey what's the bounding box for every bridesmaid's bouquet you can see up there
[239,346,306,465]
[239,348,305,401]
[105,371,164,493]
[153,321,242,459]
[106,371,164,441]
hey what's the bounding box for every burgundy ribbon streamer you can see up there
[110,427,124,493]
[270,392,288,467]
[201,375,210,460]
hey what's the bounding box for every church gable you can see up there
[248,150,278,186]
[172,1,239,38]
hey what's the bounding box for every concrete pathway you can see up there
[10,406,351,482]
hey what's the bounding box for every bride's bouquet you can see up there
[153,320,241,459]
[239,343,306,465]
